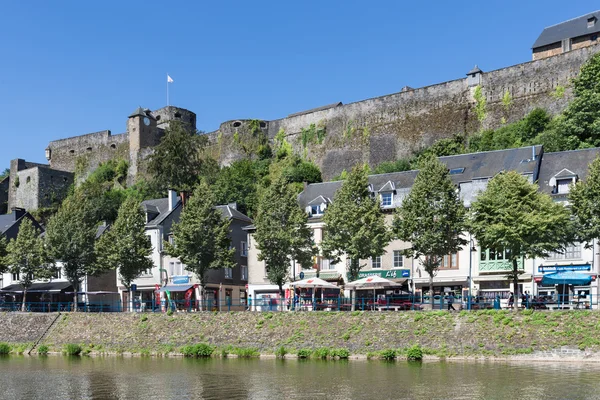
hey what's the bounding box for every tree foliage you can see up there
[164,182,235,306]
[393,156,466,304]
[321,165,390,281]
[5,219,53,311]
[0,235,7,273]
[253,176,316,296]
[95,196,153,290]
[0,168,8,180]
[44,194,103,311]
[147,122,209,194]
[469,171,573,310]
[569,156,600,244]
[213,159,261,218]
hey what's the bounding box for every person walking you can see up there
[508,292,514,308]
[447,292,456,311]
[247,294,252,311]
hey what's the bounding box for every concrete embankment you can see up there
[2,310,600,360]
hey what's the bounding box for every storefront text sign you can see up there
[357,269,410,279]
[172,275,190,284]
[538,264,591,273]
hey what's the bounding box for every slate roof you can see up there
[0,214,17,235]
[537,148,600,194]
[298,146,543,209]
[215,205,253,223]
[533,10,600,48]
[467,65,483,75]
[128,107,154,119]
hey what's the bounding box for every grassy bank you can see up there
[5,310,590,359]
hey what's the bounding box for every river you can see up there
[0,356,599,399]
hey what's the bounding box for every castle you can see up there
[3,11,600,214]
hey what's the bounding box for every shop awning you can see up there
[0,281,73,293]
[158,284,193,292]
[541,271,592,286]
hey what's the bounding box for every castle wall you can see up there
[209,43,600,179]
[10,166,73,211]
[47,130,129,175]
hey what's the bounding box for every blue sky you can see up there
[0,1,596,169]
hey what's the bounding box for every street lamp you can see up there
[468,235,476,310]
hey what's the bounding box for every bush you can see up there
[233,347,260,358]
[166,309,174,316]
[313,348,330,359]
[37,345,49,355]
[331,348,350,359]
[297,349,312,359]
[64,344,82,356]
[0,343,10,355]
[380,349,396,361]
[275,346,287,358]
[181,343,214,358]
[406,345,423,361]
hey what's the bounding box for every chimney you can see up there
[228,202,238,210]
[11,207,26,219]
[168,189,178,211]
[303,181,308,189]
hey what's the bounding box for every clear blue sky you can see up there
[0,1,596,169]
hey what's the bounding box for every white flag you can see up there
[167,74,174,83]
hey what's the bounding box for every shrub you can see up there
[380,349,396,361]
[275,346,287,358]
[331,348,350,359]
[37,345,49,355]
[297,349,312,359]
[0,343,10,355]
[406,345,423,361]
[313,348,330,359]
[166,309,173,316]
[181,343,214,358]
[64,344,82,356]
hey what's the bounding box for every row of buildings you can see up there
[2,145,598,311]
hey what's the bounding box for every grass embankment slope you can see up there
[31,310,600,357]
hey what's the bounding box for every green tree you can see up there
[393,156,466,306]
[0,168,8,180]
[164,182,235,310]
[213,159,260,218]
[570,156,600,245]
[0,235,7,273]
[45,194,103,311]
[253,176,316,301]
[95,196,153,310]
[469,171,573,310]
[5,219,53,311]
[321,164,390,282]
[147,122,209,196]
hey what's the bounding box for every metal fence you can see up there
[0,293,594,313]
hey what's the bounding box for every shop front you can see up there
[534,264,595,307]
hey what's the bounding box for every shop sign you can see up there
[357,269,410,279]
[172,275,190,284]
[538,264,591,273]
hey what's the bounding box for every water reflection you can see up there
[1,356,600,399]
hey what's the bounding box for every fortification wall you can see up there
[10,167,73,211]
[47,130,129,175]
[209,43,600,179]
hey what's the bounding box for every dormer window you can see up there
[556,178,573,194]
[311,205,323,216]
[588,16,597,29]
[381,192,393,207]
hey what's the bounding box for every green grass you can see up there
[275,346,287,358]
[331,348,350,359]
[180,343,214,358]
[63,344,82,356]
[406,345,423,361]
[0,343,10,355]
[297,349,312,359]
[232,347,260,358]
[37,345,49,355]
[313,348,330,359]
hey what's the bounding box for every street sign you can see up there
[131,284,137,292]
[299,272,305,279]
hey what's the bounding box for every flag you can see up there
[167,74,174,83]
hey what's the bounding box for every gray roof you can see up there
[467,65,483,75]
[538,148,600,195]
[129,107,154,119]
[0,214,17,235]
[298,145,543,209]
[215,205,253,223]
[95,224,110,239]
[533,11,600,48]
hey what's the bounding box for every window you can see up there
[53,269,61,279]
[241,266,248,281]
[224,267,233,279]
[549,243,581,260]
[449,168,465,175]
[311,205,322,216]
[168,235,175,245]
[381,192,393,207]
[393,251,403,268]
[169,261,184,276]
[371,256,382,269]
[241,241,248,257]
[12,272,20,281]
[439,253,458,269]
[321,258,336,270]
[481,248,512,262]
[556,178,572,194]
[247,235,251,249]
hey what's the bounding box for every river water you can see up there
[0,356,599,399]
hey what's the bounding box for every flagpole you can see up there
[166,73,169,106]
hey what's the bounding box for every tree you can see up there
[321,164,390,282]
[570,156,600,244]
[393,156,466,306]
[0,168,8,180]
[5,219,53,311]
[469,171,573,310]
[164,182,235,310]
[253,176,316,301]
[213,159,260,218]
[95,196,153,310]
[45,194,103,311]
[147,122,209,196]
[0,235,7,273]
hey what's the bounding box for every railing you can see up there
[0,293,594,313]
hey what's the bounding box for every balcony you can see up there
[479,259,523,273]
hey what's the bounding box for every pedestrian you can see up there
[447,292,456,311]
[525,291,530,309]
[247,294,252,311]
[508,292,514,308]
